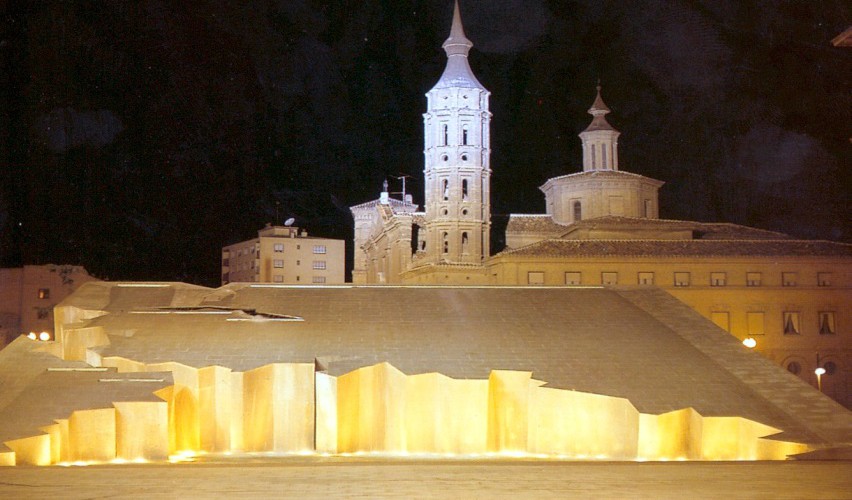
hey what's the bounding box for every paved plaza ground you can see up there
[1,458,850,499]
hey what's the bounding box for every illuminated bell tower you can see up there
[422,1,491,265]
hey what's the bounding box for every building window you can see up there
[817,273,832,287]
[528,271,545,285]
[274,243,284,252]
[573,201,582,222]
[273,260,284,268]
[787,362,801,375]
[711,312,730,332]
[819,312,836,335]
[638,272,654,285]
[644,199,652,218]
[565,272,581,285]
[783,312,800,335]
[442,179,449,201]
[462,179,469,201]
[601,145,607,169]
[782,272,797,287]
[674,272,690,287]
[312,261,326,270]
[824,361,837,376]
[273,275,284,283]
[601,272,618,285]
[442,124,448,146]
[313,245,327,254]
[442,232,449,254]
[747,312,765,336]
[312,276,326,284]
[38,288,50,299]
[710,272,727,286]
[746,272,761,287]
[296,260,301,266]
[461,232,469,253]
[591,146,596,167]
[462,125,469,145]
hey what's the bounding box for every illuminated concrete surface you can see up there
[0,459,850,499]
[3,283,850,465]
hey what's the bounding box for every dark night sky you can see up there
[2,1,850,286]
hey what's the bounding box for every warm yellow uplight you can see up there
[742,337,757,348]
[815,367,826,392]
[38,332,51,341]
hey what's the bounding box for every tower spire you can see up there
[432,1,483,90]
[579,83,620,170]
[443,1,472,57]
[587,83,612,122]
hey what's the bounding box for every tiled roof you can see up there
[349,197,419,211]
[499,238,852,258]
[506,214,570,233]
[541,170,664,187]
[563,216,793,240]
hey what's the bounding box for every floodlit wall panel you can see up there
[271,363,315,452]
[68,408,116,462]
[655,408,703,460]
[487,371,532,452]
[198,366,233,452]
[242,363,314,452]
[315,372,338,454]
[4,434,51,466]
[61,326,108,361]
[229,371,244,452]
[114,401,168,461]
[242,365,275,451]
[529,387,639,458]
[40,423,62,464]
[337,362,407,453]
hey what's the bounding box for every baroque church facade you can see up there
[351,4,851,407]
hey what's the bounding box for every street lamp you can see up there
[742,337,757,348]
[815,367,826,392]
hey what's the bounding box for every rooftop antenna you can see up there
[284,217,295,227]
[391,174,413,202]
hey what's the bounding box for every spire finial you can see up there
[443,1,473,57]
[430,1,485,90]
[589,82,610,116]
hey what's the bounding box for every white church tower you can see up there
[420,1,491,267]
